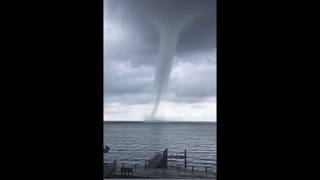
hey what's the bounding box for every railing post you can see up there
[165,148,168,168]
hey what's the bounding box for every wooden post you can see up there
[184,149,187,168]
[165,148,168,168]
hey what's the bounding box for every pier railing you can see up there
[104,148,216,178]
[114,164,216,178]
[104,160,117,176]
[145,148,168,168]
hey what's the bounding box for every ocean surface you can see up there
[104,122,216,172]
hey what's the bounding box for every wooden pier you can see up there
[145,148,168,168]
[104,148,216,179]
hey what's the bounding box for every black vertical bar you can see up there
[184,149,187,168]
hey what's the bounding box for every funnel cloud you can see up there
[150,11,199,118]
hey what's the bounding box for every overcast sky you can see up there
[104,0,216,121]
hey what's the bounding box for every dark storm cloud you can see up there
[104,0,216,104]
[177,16,216,55]
[104,0,216,59]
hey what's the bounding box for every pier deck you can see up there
[145,149,167,168]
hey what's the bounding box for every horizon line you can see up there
[103,120,216,123]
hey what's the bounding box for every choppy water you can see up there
[104,122,216,172]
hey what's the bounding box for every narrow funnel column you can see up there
[149,12,198,119]
[150,22,181,118]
